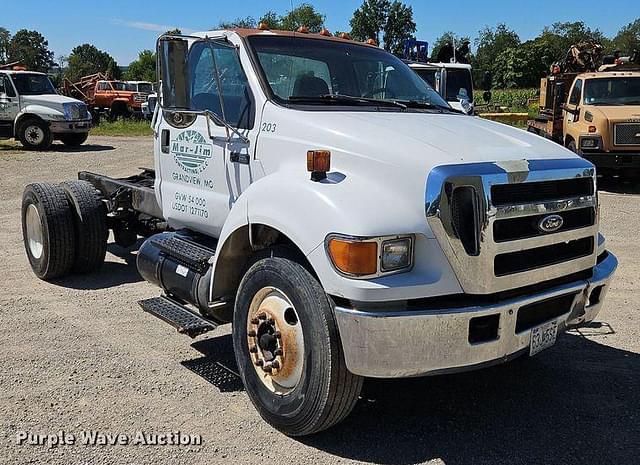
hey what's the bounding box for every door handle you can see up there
[230,151,250,165]
[161,129,170,153]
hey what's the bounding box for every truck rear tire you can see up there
[60,133,89,147]
[18,118,53,150]
[22,183,77,280]
[233,254,363,436]
[61,181,108,273]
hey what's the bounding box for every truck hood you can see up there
[267,109,577,172]
[21,94,85,106]
[586,105,640,121]
[21,94,85,114]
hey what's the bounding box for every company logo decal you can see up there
[171,130,213,174]
[538,214,564,233]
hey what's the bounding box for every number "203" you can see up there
[261,122,277,132]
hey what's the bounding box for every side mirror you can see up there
[561,103,578,115]
[158,36,190,110]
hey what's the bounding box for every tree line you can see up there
[2,1,639,89]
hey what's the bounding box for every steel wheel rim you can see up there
[26,204,44,259]
[247,287,304,395]
[25,125,45,145]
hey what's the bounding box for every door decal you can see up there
[171,130,213,174]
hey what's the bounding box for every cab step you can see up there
[139,295,217,338]
[150,235,215,274]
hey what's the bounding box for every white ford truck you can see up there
[1,69,91,149]
[21,28,617,436]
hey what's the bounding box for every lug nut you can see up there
[271,360,280,369]
[249,345,258,353]
[250,318,259,324]
[263,365,273,373]
[274,331,281,339]
[274,348,283,356]
[247,330,257,337]
[255,359,264,367]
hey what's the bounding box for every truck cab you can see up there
[408,61,474,113]
[563,70,640,176]
[21,28,617,436]
[0,69,91,149]
[93,80,146,117]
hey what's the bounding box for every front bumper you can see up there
[49,120,91,134]
[581,151,640,170]
[334,251,617,378]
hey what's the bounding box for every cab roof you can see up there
[579,71,640,79]
[192,28,378,48]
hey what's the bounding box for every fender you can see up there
[15,106,64,131]
[209,170,462,304]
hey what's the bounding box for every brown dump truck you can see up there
[527,64,640,178]
[62,73,146,120]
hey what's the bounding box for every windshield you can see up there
[111,81,127,91]
[584,77,640,105]
[445,69,473,103]
[248,36,450,110]
[10,73,57,96]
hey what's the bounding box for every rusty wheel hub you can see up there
[247,287,304,394]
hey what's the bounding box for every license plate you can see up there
[529,319,558,356]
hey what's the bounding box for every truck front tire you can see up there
[61,181,108,273]
[60,133,89,147]
[22,183,77,280]
[233,254,363,436]
[18,118,53,151]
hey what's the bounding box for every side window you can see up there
[569,79,582,105]
[256,52,332,99]
[0,75,16,97]
[188,41,254,129]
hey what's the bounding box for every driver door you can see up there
[565,78,582,129]
[0,75,20,136]
[155,38,258,237]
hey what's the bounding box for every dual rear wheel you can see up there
[22,181,108,280]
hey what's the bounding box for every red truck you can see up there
[62,73,146,120]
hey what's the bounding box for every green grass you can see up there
[91,119,153,137]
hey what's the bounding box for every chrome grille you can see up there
[614,123,640,146]
[425,159,598,294]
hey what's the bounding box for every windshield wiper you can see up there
[288,94,407,109]
[393,99,462,113]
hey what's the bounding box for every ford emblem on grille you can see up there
[538,214,564,233]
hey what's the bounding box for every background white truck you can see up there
[0,69,91,149]
[21,27,617,436]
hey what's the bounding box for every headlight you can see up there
[326,234,413,278]
[62,102,84,120]
[62,102,74,120]
[580,136,602,150]
[381,238,412,272]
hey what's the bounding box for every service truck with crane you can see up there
[527,45,640,178]
[21,27,617,436]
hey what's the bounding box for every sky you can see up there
[3,0,638,65]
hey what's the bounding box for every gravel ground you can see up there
[0,136,638,465]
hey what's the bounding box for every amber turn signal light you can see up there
[307,150,331,181]
[365,38,377,46]
[320,28,331,37]
[327,238,378,276]
[297,26,310,33]
[258,22,270,30]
